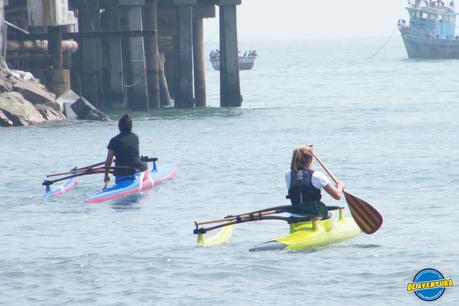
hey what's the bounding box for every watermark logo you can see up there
[407,268,454,301]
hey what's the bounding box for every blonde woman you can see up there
[285,145,344,219]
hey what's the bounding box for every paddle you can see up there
[42,165,140,186]
[47,157,157,178]
[312,153,383,234]
[224,205,291,219]
[43,168,114,186]
[194,214,317,234]
[46,161,106,177]
[195,206,291,227]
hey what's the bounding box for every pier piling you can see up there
[174,0,196,108]
[193,17,206,107]
[0,0,4,57]
[145,0,160,109]
[120,0,150,111]
[47,25,70,96]
[159,52,171,106]
[104,0,125,107]
[77,0,103,108]
[217,0,242,107]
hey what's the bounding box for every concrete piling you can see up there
[47,25,71,97]
[144,0,160,109]
[193,17,206,107]
[120,1,150,111]
[217,0,242,107]
[174,0,196,108]
[104,0,125,106]
[0,0,3,57]
[159,52,171,106]
[47,26,63,69]
[164,47,176,100]
[77,0,103,108]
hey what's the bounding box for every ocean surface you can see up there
[1,37,458,306]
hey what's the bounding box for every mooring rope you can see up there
[366,25,399,59]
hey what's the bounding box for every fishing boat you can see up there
[399,0,459,58]
[209,50,257,71]
[84,162,177,203]
[249,208,360,252]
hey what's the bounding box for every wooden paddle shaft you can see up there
[46,161,106,177]
[47,165,138,178]
[44,169,115,185]
[312,153,340,185]
[196,209,279,226]
[313,152,383,235]
[201,215,295,233]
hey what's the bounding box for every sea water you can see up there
[0,38,458,305]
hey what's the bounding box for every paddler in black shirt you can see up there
[104,114,148,185]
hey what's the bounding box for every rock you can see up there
[63,102,78,120]
[13,79,56,105]
[0,92,46,126]
[0,56,11,73]
[45,101,62,113]
[56,90,79,119]
[10,69,35,81]
[83,108,110,121]
[56,89,78,111]
[0,109,13,127]
[0,71,13,92]
[71,96,110,121]
[34,104,66,121]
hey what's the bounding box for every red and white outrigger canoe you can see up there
[43,159,176,203]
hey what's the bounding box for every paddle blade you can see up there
[344,191,382,234]
[197,225,233,247]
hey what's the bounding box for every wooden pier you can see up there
[3,0,243,110]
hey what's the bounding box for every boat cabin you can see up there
[406,5,458,39]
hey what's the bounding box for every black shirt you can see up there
[107,132,147,176]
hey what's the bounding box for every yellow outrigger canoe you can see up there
[195,207,360,251]
[249,208,360,251]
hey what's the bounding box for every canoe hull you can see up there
[84,162,177,203]
[249,213,360,252]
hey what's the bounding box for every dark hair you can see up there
[118,114,132,133]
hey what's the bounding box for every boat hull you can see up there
[400,29,459,59]
[44,177,78,199]
[249,213,360,252]
[210,58,255,71]
[84,162,177,203]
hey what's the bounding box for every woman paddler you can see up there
[103,114,148,185]
[285,145,344,219]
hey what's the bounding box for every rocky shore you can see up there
[0,57,109,127]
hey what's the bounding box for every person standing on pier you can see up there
[104,114,148,185]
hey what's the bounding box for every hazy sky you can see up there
[204,0,409,41]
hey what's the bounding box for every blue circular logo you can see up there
[413,268,445,301]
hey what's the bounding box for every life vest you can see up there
[288,169,322,205]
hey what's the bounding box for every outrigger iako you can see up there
[43,157,176,203]
[193,151,382,251]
